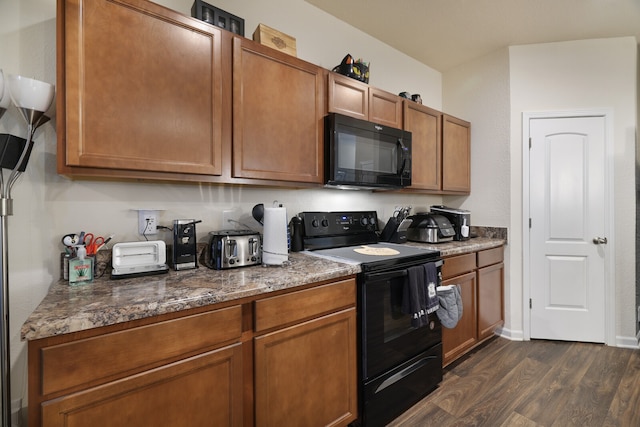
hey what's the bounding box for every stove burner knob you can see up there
[369,217,376,225]
[360,217,368,226]
[312,219,319,227]
[321,219,329,227]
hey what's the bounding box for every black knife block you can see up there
[380,217,407,243]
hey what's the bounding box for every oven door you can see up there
[361,266,442,380]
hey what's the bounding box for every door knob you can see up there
[592,237,608,245]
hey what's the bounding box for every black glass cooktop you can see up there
[307,242,440,272]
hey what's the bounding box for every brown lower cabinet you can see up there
[28,278,358,426]
[441,246,504,366]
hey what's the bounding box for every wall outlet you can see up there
[138,210,158,235]
[222,208,241,229]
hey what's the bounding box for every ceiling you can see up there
[305,0,640,72]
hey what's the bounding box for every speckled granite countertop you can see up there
[408,236,506,257]
[21,252,359,341]
[21,237,504,342]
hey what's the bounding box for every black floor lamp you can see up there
[0,70,55,427]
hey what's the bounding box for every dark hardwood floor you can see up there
[387,337,640,426]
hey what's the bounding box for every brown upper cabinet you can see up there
[57,0,469,193]
[403,102,471,194]
[58,0,227,179]
[328,72,403,129]
[232,37,326,183]
[442,114,471,194]
[403,102,442,191]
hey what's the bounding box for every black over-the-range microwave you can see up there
[325,113,412,190]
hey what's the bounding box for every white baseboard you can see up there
[615,334,640,349]
[491,328,638,348]
[495,327,524,341]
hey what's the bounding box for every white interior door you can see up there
[528,115,607,343]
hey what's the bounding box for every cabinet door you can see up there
[61,0,224,175]
[255,308,358,427]
[442,114,471,193]
[328,72,368,121]
[233,38,325,183]
[441,271,477,365]
[404,101,442,190]
[369,87,403,129]
[42,344,243,427]
[478,262,504,340]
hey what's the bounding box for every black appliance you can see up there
[170,219,200,270]
[325,113,412,190]
[430,205,471,241]
[379,206,412,243]
[299,211,443,427]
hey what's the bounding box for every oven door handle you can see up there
[363,270,407,282]
[363,260,443,282]
[374,355,437,394]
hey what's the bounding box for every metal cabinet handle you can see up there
[592,237,608,245]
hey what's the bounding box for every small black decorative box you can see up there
[191,1,244,36]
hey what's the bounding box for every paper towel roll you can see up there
[262,206,289,265]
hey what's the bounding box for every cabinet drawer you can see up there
[254,279,356,333]
[477,246,504,268]
[41,305,242,396]
[441,253,476,279]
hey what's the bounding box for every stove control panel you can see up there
[299,211,378,237]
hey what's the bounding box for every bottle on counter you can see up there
[69,245,93,285]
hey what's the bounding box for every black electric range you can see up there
[299,211,444,427]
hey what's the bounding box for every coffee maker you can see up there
[429,206,471,241]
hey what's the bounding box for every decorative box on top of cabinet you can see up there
[328,72,403,129]
[57,0,227,179]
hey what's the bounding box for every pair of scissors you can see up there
[84,233,105,255]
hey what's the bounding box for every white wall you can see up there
[0,0,445,415]
[440,37,638,345]
[442,48,513,330]
[510,37,638,345]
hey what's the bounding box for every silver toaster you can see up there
[206,230,262,270]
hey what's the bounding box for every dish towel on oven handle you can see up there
[436,284,463,328]
[402,262,440,328]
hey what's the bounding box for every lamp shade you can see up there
[7,74,54,113]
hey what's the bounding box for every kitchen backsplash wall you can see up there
[48,179,446,245]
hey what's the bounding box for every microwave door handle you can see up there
[397,138,408,175]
